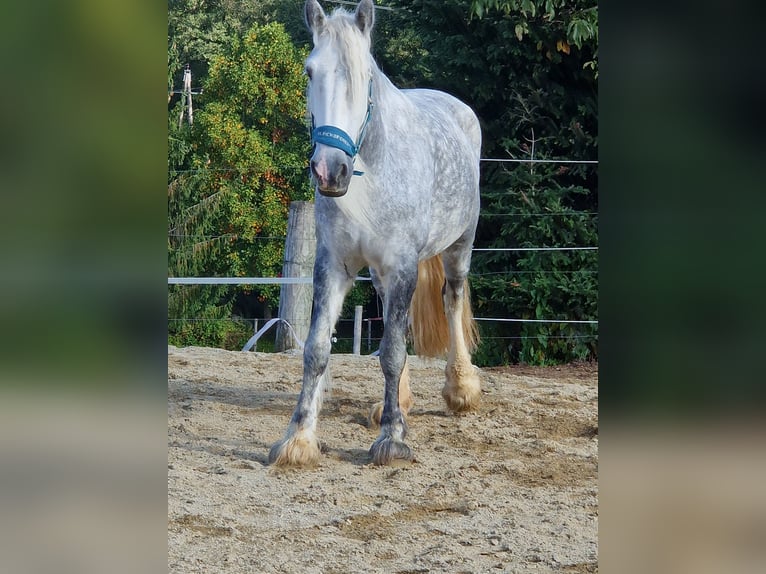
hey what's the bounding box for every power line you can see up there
[168,276,373,285]
[168,215,598,240]
[166,316,597,328]
[169,277,312,285]
[165,245,600,253]
[168,234,285,240]
[471,270,597,276]
[473,247,598,252]
[326,0,398,10]
[167,262,600,285]
[480,212,598,217]
[481,158,598,164]
[475,317,598,325]
[479,335,598,340]
[168,157,597,175]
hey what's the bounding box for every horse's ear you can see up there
[305,0,326,35]
[354,0,375,36]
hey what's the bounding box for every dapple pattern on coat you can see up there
[269,0,482,467]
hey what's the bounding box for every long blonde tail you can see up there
[409,254,479,358]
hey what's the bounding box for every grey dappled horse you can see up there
[269,0,482,467]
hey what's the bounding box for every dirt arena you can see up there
[168,346,598,573]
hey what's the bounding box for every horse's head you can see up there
[304,0,375,197]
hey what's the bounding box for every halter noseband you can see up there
[310,77,373,177]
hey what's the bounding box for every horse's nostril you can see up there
[338,163,348,178]
[310,159,318,176]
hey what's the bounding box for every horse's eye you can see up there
[305,66,313,80]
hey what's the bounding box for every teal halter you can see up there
[310,77,373,176]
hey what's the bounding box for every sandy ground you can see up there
[168,346,598,573]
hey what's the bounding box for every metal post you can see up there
[366,319,371,351]
[353,305,363,355]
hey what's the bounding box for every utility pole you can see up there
[178,64,193,128]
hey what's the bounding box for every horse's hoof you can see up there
[442,373,481,413]
[369,436,413,466]
[268,431,320,468]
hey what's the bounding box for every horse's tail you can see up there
[409,254,479,358]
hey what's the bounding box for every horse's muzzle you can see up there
[317,185,349,198]
[310,148,352,197]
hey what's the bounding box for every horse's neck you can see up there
[330,66,412,233]
[371,66,408,121]
[360,66,409,162]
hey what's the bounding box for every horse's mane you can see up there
[319,9,372,104]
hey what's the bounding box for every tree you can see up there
[469,0,598,77]
[168,21,312,349]
[375,0,598,364]
[166,0,599,362]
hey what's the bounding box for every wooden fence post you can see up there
[276,201,316,351]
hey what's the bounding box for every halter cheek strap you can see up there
[310,78,373,177]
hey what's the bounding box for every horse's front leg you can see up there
[369,265,417,465]
[368,268,413,428]
[269,255,353,468]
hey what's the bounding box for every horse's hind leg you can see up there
[441,241,481,412]
[369,262,418,465]
[368,269,414,428]
[269,256,353,468]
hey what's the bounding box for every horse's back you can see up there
[403,88,481,156]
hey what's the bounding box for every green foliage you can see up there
[168,0,267,80]
[167,1,598,364]
[342,282,378,319]
[472,161,598,365]
[167,293,253,351]
[377,0,597,364]
[468,0,598,75]
[168,21,312,348]
[378,0,597,155]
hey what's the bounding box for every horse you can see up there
[269,0,482,467]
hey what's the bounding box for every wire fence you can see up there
[168,235,599,342]
[168,295,597,353]
[168,155,598,353]
[168,156,598,176]
[166,314,597,354]
[168,242,599,349]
